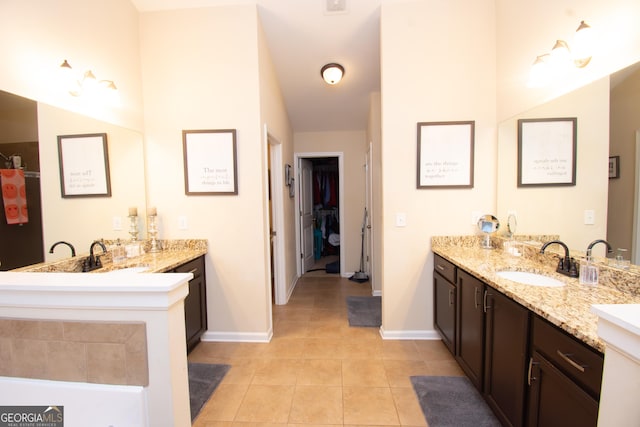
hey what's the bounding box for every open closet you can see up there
[305,157,340,273]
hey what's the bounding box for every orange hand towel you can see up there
[1,169,29,225]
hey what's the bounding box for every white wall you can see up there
[379,0,497,337]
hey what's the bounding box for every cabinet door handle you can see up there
[436,264,445,271]
[474,287,480,309]
[448,289,454,306]
[556,350,586,373]
[527,357,538,386]
[483,290,492,313]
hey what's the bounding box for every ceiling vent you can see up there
[325,0,347,14]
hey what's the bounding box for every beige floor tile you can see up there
[297,359,343,386]
[414,340,454,361]
[343,386,400,425]
[381,341,422,360]
[260,338,306,359]
[273,322,310,339]
[342,337,382,359]
[425,360,465,376]
[289,385,343,424]
[197,383,248,422]
[252,359,302,385]
[391,387,427,426]
[218,359,264,385]
[383,360,430,388]
[302,338,346,359]
[234,384,295,423]
[342,359,389,387]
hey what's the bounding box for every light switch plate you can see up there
[396,213,407,227]
[584,210,595,225]
[178,216,188,230]
[112,216,122,230]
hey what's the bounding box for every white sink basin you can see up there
[496,271,565,287]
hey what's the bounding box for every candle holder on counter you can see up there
[128,207,139,242]
[147,207,161,253]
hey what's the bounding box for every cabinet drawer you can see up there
[174,257,203,279]
[531,316,603,399]
[434,254,456,283]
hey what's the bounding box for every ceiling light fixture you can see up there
[321,63,344,85]
[59,59,118,100]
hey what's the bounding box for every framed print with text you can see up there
[183,129,238,195]
[57,133,111,198]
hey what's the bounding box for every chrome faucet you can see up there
[49,241,76,257]
[540,240,578,277]
[586,239,613,257]
[82,240,107,272]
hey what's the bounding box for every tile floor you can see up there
[188,274,464,427]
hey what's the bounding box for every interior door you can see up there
[299,158,315,272]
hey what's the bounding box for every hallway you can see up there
[188,275,464,426]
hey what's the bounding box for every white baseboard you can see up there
[379,327,441,340]
[372,289,381,296]
[201,329,272,343]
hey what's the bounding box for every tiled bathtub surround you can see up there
[432,235,640,353]
[0,319,148,386]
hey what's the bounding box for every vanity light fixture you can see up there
[321,63,345,85]
[527,21,594,88]
[59,59,118,99]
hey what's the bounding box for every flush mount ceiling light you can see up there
[59,59,118,100]
[321,63,345,85]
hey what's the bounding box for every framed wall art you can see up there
[182,129,238,195]
[57,133,111,198]
[518,118,577,187]
[417,121,475,188]
[609,156,620,179]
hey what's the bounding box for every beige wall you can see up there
[496,0,640,122]
[367,92,382,294]
[294,131,368,274]
[497,79,610,253]
[380,0,497,337]
[608,68,640,255]
[0,0,143,130]
[140,5,290,340]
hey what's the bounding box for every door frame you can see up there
[266,130,287,306]
[294,151,345,277]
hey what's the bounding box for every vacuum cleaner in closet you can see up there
[349,208,369,283]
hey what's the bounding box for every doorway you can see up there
[295,152,344,277]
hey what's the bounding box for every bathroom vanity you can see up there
[432,236,640,427]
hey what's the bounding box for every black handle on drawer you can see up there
[483,290,492,313]
[448,289,454,306]
[527,357,539,386]
[556,350,587,373]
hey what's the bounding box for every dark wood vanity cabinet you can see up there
[526,316,603,427]
[456,269,486,390]
[484,287,530,427]
[174,256,208,353]
[433,255,457,354]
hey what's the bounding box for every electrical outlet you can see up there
[471,211,482,225]
[178,215,188,230]
[584,210,595,225]
[112,216,122,230]
[396,213,407,227]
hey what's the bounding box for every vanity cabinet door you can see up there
[175,256,207,353]
[456,269,485,391]
[527,350,599,427]
[434,271,456,354]
[484,287,529,427]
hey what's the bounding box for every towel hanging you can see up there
[1,169,29,225]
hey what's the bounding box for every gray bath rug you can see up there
[410,376,501,427]
[188,362,230,421]
[346,295,381,327]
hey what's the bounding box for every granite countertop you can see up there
[432,237,640,353]
[12,239,207,274]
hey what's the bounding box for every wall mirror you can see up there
[497,61,640,265]
[0,89,147,269]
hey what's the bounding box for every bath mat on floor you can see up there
[188,362,230,421]
[410,376,501,427]
[346,295,381,327]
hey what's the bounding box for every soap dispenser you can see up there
[579,256,598,285]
